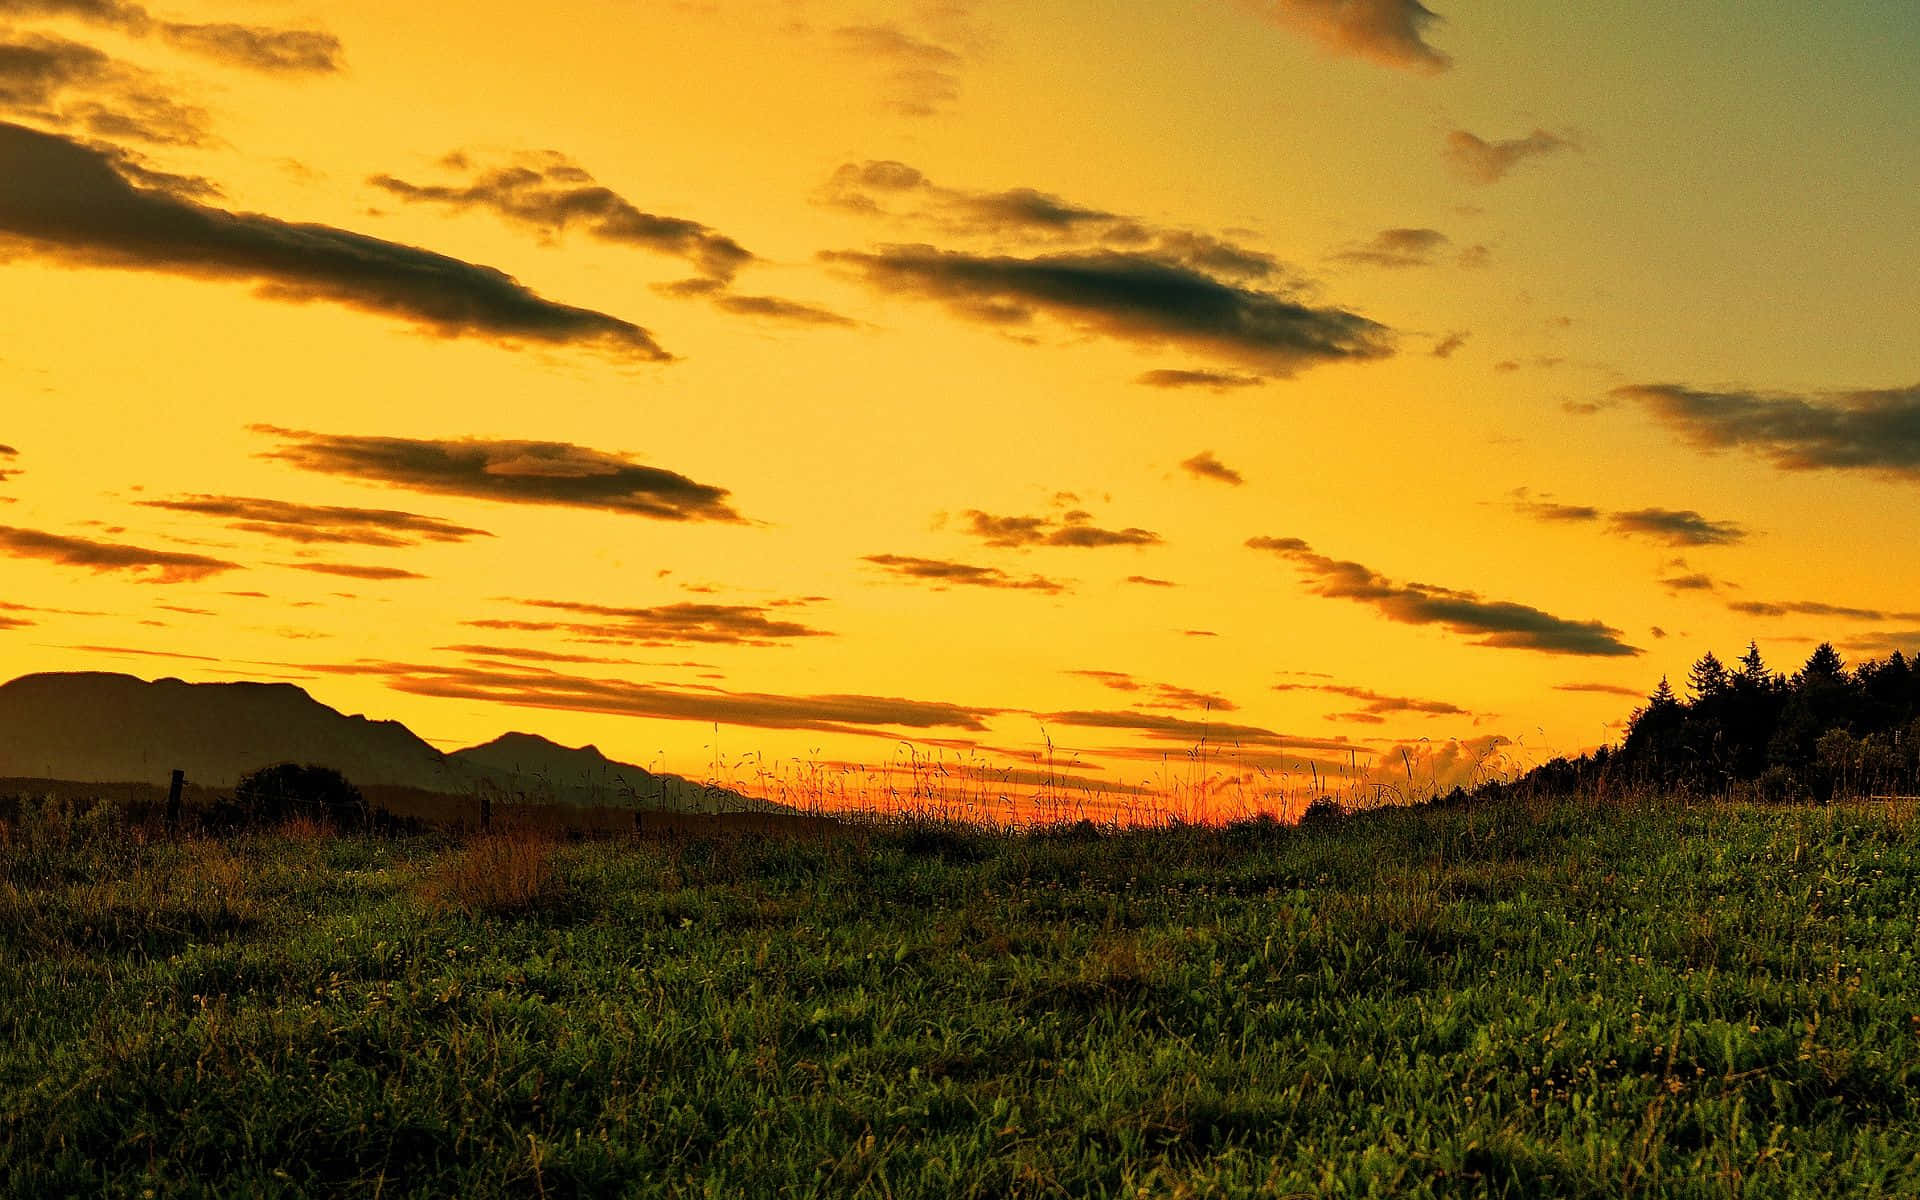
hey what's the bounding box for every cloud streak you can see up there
[1248,536,1640,656]
[468,598,829,647]
[0,0,343,73]
[0,522,238,580]
[1622,382,1920,481]
[1509,490,1747,546]
[330,659,998,736]
[253,427,741,522]
[0,122,670,360]
[863,554,1067,593]
[137,494,491,547]
[824,244,1391,377]
[959,508,1161,549]
[371,152,752,283]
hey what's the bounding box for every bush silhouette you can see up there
[233,763,366,829]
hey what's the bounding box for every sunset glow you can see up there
[4,0,1918,815]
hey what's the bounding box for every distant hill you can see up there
[451,731,776,812]
[0,672,774,813]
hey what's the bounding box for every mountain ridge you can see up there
[0,671,776,813]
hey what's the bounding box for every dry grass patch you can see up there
[418,830,558,916]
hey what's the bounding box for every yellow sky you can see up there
[3,0,1918,812]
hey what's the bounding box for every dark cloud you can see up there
[0,522,238,580]
[330,658,997,736]
[371,153,751,283]
[1429,330,1469,357]
[958,508,1160,549]
[1248,535,1640,656]
[467,598,829,647]
[1725,598,1920,624]
[0,0,342,73]
[137,494,490,547]
[824,244,1391,377]
[1445,128,1572,184]
[1180,451,1243,486]
[1332,226,1450,268]
[1040,708,1363,753]
[1621,383,1920,481]
[1512,495,1602,523]
[1510,490,1747,547]
[831,26,964,117]
[158,23,341,73]
[863,553,1067,593]
[1271,681,1471,716]
[1660,573,1718,592]
[437,643,673,668]
[822,161,1282,283]
[710,292,857,327]
[1125,575,1177,588]
[0,122,669,358]
[253,427,741,522]
[283,562,425,581]
[1555,682,1645,699]
[0,442,15,483]
[1239,0,1451,73]
[0,29,211,145]
[1136,368,1266,390]
[1607,507,1746,547]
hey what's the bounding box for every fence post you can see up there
[480,788,492,833]
[166,768,185,836]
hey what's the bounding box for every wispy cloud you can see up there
[0,122,670,359]
[863,553,1067,593]
[327,659,1000,736]
[1621,382,1920,481]
[1331,226,1451,268]
[372,152,752,283]
[1509,489,1747,547]
[0,522,238,580]
[0,29,210,144]
[467,597,830,647]
[1445,128,1572,184]
[282,562,425,582]
[137,494,490,547]
[1236,0,1451,73]
[1248,535,1640,656]
[1136,368,1266,390]
[1040,707,1364,753]
[1067,669,1238,712]
[1271,680,1471,716]
[1180,451,1243,486]
[833,24,966,117]
[253,427,741,522]
[0,0,343,73]
[959,508,1161,549]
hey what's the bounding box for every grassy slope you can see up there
[2,797,1917,1198]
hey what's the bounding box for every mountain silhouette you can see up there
[0,672,770,811]
[451,731,756,811]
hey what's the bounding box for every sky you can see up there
[2,0,1917,815]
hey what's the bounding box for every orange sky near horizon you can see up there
[2,0,1918,814]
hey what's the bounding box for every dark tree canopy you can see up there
[234,763,367,828]
[1476,640,1920,804]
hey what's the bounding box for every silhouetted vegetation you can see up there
[227,762,368,829]
[1494,642,1920,803]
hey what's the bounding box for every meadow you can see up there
[3,792,1918,1198]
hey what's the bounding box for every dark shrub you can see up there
[232,763,367,829]
[1300,796,1347,827]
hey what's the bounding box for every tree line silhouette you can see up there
[1475,642,1920,803]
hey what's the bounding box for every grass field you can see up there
[3,794,1918,1198]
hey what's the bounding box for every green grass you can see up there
[3,796,1918,1198]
